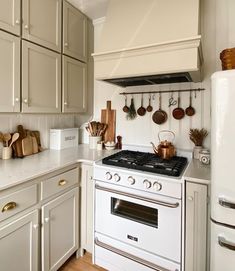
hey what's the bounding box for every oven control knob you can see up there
[127,176,135,185]
[105,172,112,180]
[153,182,162,191]
[113,173,121,182]
[143,180,151,189]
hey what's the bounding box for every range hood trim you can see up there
[92,35,202,57]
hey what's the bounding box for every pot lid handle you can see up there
[158,130,175,142]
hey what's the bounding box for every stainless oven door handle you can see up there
[219,197,235,209]
[95,184,179,208]
[95,238,173,271]
[218,236,235,251]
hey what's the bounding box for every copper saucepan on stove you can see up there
[150,130,176,160]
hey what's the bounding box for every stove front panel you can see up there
[95,180,182,263]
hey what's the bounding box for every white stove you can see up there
[93,150,188,271]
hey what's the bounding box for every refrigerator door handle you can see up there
[218,236,235,251]
[219,197,235,209]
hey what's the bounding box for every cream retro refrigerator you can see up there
[211,70,235,271]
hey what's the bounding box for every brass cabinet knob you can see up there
[58,179,67,186]
[1,202,17,212]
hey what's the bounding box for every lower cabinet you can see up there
[0,210,39,271]
[0,166,79,271]
[81,164,93,254]
[42,187,79,271]
[185,181,208,271]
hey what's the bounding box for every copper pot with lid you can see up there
[151,130,176,160]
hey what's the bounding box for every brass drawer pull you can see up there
[58,180,67,186]
[2,202,17,212]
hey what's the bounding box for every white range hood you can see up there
[93,0,203,87]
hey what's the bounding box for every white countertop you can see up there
[0,145,210,191]
[0,144,117,191]
[184,159,211,185]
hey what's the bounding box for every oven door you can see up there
[95,181,182,263]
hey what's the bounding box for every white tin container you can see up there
[50,128,79,150]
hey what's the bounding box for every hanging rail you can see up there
[119,88,205,96]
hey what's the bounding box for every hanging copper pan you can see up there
[152,93,167,125]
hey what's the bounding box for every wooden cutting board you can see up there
[22,136,34,156]
[101,101,116,142]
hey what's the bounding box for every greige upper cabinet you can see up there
[62,56,87,113]
[42,188,78,271]
[22,0,62,52]
[0,0,21,35]
[0,210,39,271]
[0,30,20,112]
[63,1,87,62]
[22,41,61,113]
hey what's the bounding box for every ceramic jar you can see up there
[193,146,203,160]
[2,147,12,160]
[89,136,101,149]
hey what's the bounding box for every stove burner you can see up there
[102,150,188,177]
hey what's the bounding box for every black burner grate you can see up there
[102,150,188,177]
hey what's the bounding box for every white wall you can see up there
[92,0,216,151]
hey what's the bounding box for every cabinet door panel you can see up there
[42,188,78,271]
[185,182,207,271]
[22,0,62,52]
[63,1,87,62]
[0,30,20,112]
[22,41,61,113]
[0,0,20,35]
[81,164,93,253]
[62,56,87,113]
[0,210,39,271]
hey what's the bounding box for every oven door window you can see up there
[111,197,158,228]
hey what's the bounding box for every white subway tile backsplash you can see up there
[0,114,77,148]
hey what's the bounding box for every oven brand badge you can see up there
[127,234,138,242]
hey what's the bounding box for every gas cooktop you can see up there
[102,150,188,177]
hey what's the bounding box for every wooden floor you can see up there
[59,253,107,271]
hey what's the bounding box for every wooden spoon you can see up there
[185,92,195,116]
[0,132,3,142]
[137,94,146,116]
[9,133,19,147]
[146,95,153,112]
[3,133,11,147]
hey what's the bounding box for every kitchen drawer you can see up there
[0,184,38,222]
[41,168,78,200]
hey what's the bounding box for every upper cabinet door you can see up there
[0,30,20,112]
[62,56,87,113]
[22,0,62,52]
[63,1,87,62]
[0,0,21,35]
[22,41,61,113]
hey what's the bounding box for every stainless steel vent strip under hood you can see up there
[104,72,193,87]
